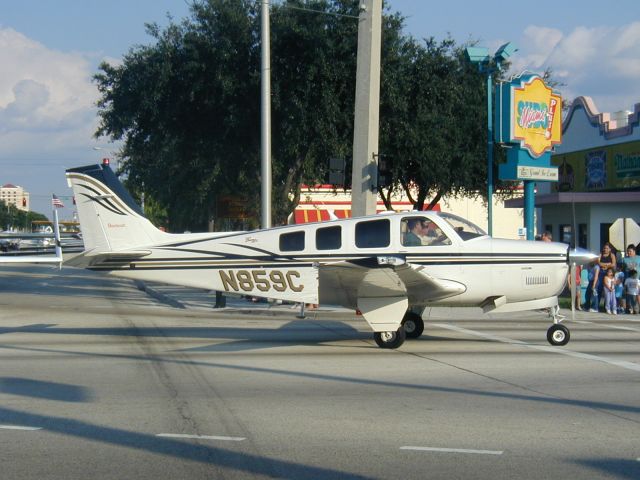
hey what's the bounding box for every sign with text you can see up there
[517,165,559,181]
[553,140,640,192]
[512,77,562,158]
[495,73,563,182]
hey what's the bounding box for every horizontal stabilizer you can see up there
[64,249,152,268]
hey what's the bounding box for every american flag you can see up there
[52,194,64,208]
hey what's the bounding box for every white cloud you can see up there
[508,22,640,113]
[0,27,98,137]
[0,27,104,216]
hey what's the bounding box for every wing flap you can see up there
[318,260,466,311]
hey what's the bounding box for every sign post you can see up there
[609,218,640,252]
[495,74,562,240]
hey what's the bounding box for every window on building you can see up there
[599,223,612,251]
[578,224,587,249]
[560,224,573,246]
[316,226,341,250]
[279,231,305,252]
[355,219,390,248]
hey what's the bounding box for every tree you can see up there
[94,0,513,228]
[0,200,48,231]
[376,37,498,211]
[95,0,261,231]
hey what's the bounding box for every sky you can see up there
[1,0,639,219]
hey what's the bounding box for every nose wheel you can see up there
[374,326,406,349]
[547,324,570,346]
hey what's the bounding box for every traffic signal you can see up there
[328,157,346,186]
[22,197,27,207]
[377,157,392,188]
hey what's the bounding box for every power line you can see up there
[262,1,359,20]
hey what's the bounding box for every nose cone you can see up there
[568,247,599,265]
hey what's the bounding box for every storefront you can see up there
[506,96,640,250]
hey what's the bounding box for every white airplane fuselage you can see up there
[65,162,586,349]
[78,213,569,309]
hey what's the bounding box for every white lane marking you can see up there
[0,425,42,431]
[573,319,640,333]
[431,323,640,373]
[400,446,503,455]
[156,433,245,442]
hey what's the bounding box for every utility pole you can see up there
[261,0,272,228]
[350,0,382,218]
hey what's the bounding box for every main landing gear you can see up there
[373,310,425,349]
[402,311,424,339]
[546,305,570,346]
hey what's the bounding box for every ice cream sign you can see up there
[495,73,562,182]
[512,77,562,157]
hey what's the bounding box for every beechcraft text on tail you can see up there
[64,160,597,349]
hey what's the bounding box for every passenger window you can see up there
[316,226,341,250]
[401,217,451,247]
[279,231,305,251]
[355,219,390,248]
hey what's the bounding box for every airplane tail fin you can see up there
[65,162,169,252]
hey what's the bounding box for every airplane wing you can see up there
[0,208,63,267]
[318,259,465,331]
[0,254,63,265]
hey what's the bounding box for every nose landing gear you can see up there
[546,305,570,346]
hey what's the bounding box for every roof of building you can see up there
[505,191,640,208]
[562,96,640,141]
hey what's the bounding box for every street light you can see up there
[465,42,517,236]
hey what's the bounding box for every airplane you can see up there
[64,160,598,349]
[0,209,63,266]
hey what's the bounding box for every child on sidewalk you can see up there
[603,268,617,314]
[624,269,640,314]
[615,264,625,313]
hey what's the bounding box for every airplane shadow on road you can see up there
[577,458,640,480]
[0,406,373,480]
[0,337,639,417]
[0,321,370,353]
[0,266,161,307]
[0,377,93,402]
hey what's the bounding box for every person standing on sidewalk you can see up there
[624,269,640,314]
[586,261,601,312]
[603,268,617,314]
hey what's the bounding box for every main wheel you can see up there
[402,311,424,339]
[547,324,570,346]
[374,326,406,349]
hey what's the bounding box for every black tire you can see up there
[373,326,407,349]
[402,311,424,339]
[547,324,570,346]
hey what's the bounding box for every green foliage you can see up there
[94,0,518,228]
[0,201,48,231]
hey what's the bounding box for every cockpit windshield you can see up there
[438,212,486,241]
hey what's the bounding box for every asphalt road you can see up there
[0,265,639,479]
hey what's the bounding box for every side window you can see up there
[402,217,451,247]
[279,231,305,252]
[316,226,341,250]
[355,219,390,248]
